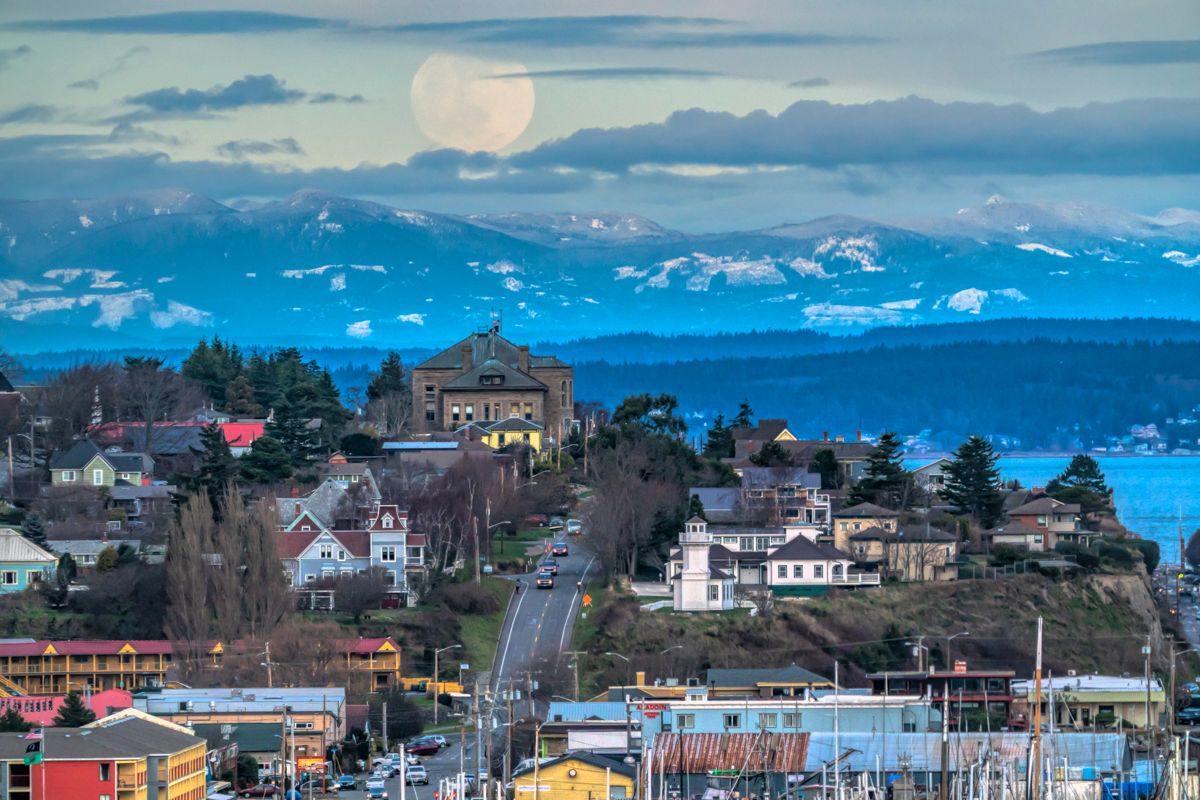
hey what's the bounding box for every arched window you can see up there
[382,515,393,529]
[832,563,844,580]
[561,379,568,407]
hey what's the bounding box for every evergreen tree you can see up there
[612,394,687,436]
[367,351,407,400]
[942,435,1004,527]
[223,375,264,417]
[182,336,244,404]
[0,707,30,732]
[194,422,237,511]
[687,493,707,521]
[1047,454,1112,519]
[810,449,842,490]
[52,691,96,727]
[749,440,794,467]
[732,401,755,429]
[266,401,319,466]
[703,414,734,460]
[239,436,294,484]
[94,546,118,572]
[365,351,411,435]
[848,432,911,509]
[21,513,47,548]
[56,552,76,584]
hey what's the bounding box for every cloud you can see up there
[789,77,831,88]
[0,44,31,70]
[6,11,338,35]
[1029,39,1200,65]
[346,320,372,339]
[489,66,723,81]
[511,96,1200,176]
[118,74,362,120]
[68,45,149,91]
[0,104,60,124]
[217,138,305,159]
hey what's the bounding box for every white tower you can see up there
[675,516,713,611]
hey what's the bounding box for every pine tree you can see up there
[687,493,707,521]
[749,440,793,467]
[239,436,294,484]
[365,351,411,435]
[732,401,755,430]
[266,401,319,466]
[20,513,47,548]
[942,435,1003,527]
[1047,454,1111,519]
[223,375,264,417]
[195,422,236,511]
[0,707,30,732]
[703,414,734,460]
[52,691,96,727]
[849,432,911,509]
[810,449,842,490]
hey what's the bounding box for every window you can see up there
[676,713,695,730]
[305,574,316,583]
[386,570,397,586]
[465,404,474,421]
[61,470,76,482]
[832,564,844,579]
[0,572,16,586]
[93,469,104,485]
[322,568,335,579]
[382,515,393,529]
[524,402,534,420]
[337,548,346,561]
[708,585,718,601]
[425,401,436,422]
[758,713,778,729]
[27,571,41,584]
[482,374,504,386]
[561,380,569,407]
[783,712,802,728]
[740,537,753,550]
[380,546,397,562]
[793,564,804,579]
[813,564,824,579]
[451,404,461,423]
[319,544,334,559]
[301,525,311,532]
[100,763,111,781]
[119,472,130,480]
[723,713,741,729]
[510,402,519,417]
[484,403,491,421]
[776,564,787,579]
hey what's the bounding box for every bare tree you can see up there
[736,583,774,617]
[586,440,674,582]
[165,492,217,684]
[233,489,291,640]
[334,567,389,624]
[119,357,182,456]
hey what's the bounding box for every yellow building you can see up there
[512,752,636,800]
[831,502,899,552]
[1014,675,1166,729]
[459,417,545,453]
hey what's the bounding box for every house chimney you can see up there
[291,485,300,498]
[635,671,646,687]
[517,345,530,374]
[856,430,862,442]
[835,434,844,443]
[461,343,474,374]
[823,431,829,442]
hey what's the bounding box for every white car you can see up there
[406,765,429,786]
[366,777,387,790]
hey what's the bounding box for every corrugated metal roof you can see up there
[547,701,632,722]
[0,528,57,563]
[651,733,809,774]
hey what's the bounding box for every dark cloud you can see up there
[510,96,1200,176]
[0,44,31,70]
[489,66,723,80]
[5,11,338,35]
[1029,39,1200,65]
[68,46,149,91]
[789,77,831,88]
[0,104,60,124]
[217,138,305,159]
[117,74,362,120]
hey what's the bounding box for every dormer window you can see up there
[382,515,394,529]
[481,374,504,386]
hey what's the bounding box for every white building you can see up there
[672,517,735,612]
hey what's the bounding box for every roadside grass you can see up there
[458,575,516,674]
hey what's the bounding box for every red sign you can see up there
[643,703,667,710]
[644,711,660,719]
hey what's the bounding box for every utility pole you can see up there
[265,642,274,689]
[565,651,586,701]
[526,671,534,718]
[1169,635,1178,732]
[939,684,948,800]
[6,435,13,500]
[382,702,389,753]
[1146,634,1158,786]
[505,688,515,787]
[473,680,483,793]
[485,690,495,800]
[1031,617,1043,800]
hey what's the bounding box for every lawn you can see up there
[457,576,516,674]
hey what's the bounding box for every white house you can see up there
[672,517,735,612]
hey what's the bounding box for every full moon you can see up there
[410,52,535,153]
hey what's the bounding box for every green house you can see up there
[49,440,154,488]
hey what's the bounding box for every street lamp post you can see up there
[905,637,929,672]
[434,645,462,725]
[945,632,970,670]
[605,652,632,687]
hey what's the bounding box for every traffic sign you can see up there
[582,594,593,607]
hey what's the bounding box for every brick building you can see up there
[411,323,574,444]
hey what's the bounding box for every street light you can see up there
[434,645,462,724]
[905,637,929,672]
[660,645,684,656]
[605,652,632,687]
[945,631,970,670]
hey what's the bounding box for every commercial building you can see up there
[511,752,635,800]
[1012,674,1165,729]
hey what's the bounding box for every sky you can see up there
[0,1,1198,230]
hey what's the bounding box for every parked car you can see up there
[1184,682,1200,694]
[1178,707,1200,725]
[523,514,548,527]
[566,519,583,535]
[542,558,558,575]
[406,765,430,785]
[427,735,448,748]
[549,516,566,528]
[296,779,340,794]
[335,775,358,790]
[405,740,440,757]
[239,786,281,798]
[536,571,555,589]
[551,541,569,557]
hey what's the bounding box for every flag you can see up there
[23,740,41,765]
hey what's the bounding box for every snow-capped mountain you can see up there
[2,191,1198,349]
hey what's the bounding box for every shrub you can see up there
[1131,540,1159,572]
[990,545,1023,566]
[1098,543,1134,569]
[437,582,500,615]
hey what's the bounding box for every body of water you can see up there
[914,456,1200,556]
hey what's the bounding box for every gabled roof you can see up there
[982,520,1044,539]
[276,478,349,528]
[443,358,547,391]
[1009,497,1081,516]
[51,539,141,557]
[48,440,153,474]
[284,529,370,560]
[0,716,202,761]
[766,536,850,561]
[487,417,545,432]
[833,502,899,518]
[190,721,282,753]
[512,751,636,780]
[416,331,567,371]
[0,370,13,393]
[849,524,957,543]
[0,528,57,563]
[731,419,793,442]
[707,664,833,687]
[741,467,820,489]
[912,458,953,474]
[276,531,321,560]
[0,639,173,657]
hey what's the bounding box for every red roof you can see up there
[219,421,266,447]
[276,531,320,560]
[339,638,398,654]
[0,640,175,657]
[406,533,426,547]
[330,531,370,558]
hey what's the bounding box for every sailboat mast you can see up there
[1032,617,1043,800]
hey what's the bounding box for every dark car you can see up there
[551,542,569,557]
[239,786,281,798]
[1179,707,1200,725]
[405,740,440,757]
[523,514,549,528]
[542,558,559,575]
[536,571,555,589]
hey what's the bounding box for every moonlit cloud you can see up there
[0,44,31,70]
[217,138,305,159]
[116,74,362,121]
[789,77,831,89]
[489,66,723,80]
[1029,39,1200,65]
[5,11,339,35]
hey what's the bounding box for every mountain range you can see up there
[2,190,1198,350]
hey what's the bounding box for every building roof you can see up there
[1009,497,1081,516]
[732,419,793,442]
[0,715,203,761]
[512,751,636,780]
[0,689,132,726]
[982,520,1044,539]
[651,733,809,773]
[707,664,833,688]
[443,358,548,392]
[109,484,174,501]
[0,528,57,563]
[383,441,462,451]
[219,421,266,448]
[912,458,953,475]
[0,370,13,393]
[276,531,321,560]
[765,536,850,562]
[190,721,284,753]
[741,467,819,489]
[49,440,153,474]
[833,502,899,519]
[276,478,349,529]
[1012,675,1164,696]
[848,525,957,543]
[50,539,141,558]
[319,460,372,476]
[487,416,545,432]
[135,687,346,717]
[415,330,568,372]
[0,639,172,657]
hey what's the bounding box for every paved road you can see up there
[493,535,595,709]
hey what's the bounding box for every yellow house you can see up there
[460,417,545,453]
[831,502,899,552]
[513,752,636,800]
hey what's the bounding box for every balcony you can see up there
[828,572,881,586]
